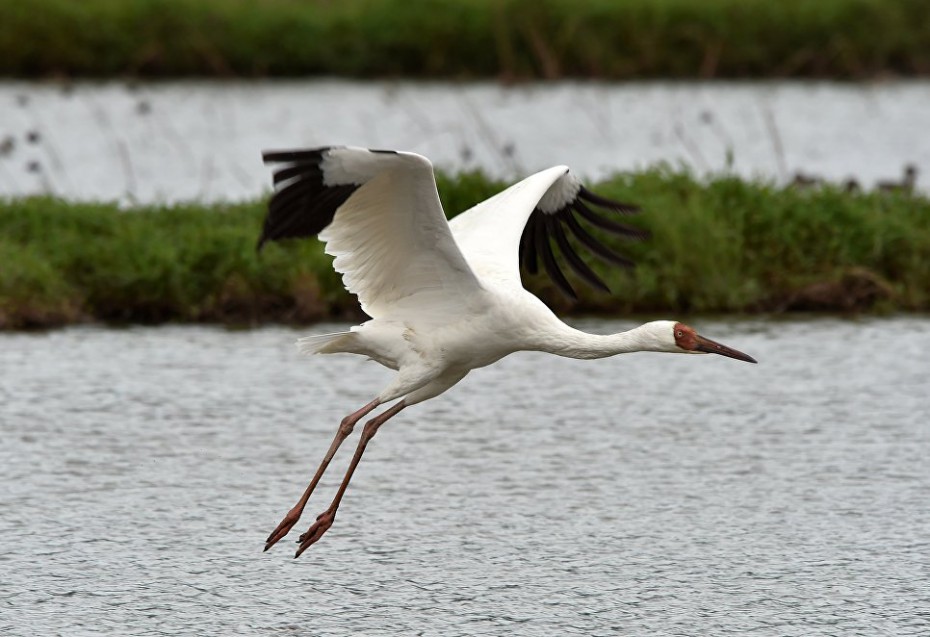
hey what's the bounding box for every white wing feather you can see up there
[449,166,571,287]
[318,150,484,319]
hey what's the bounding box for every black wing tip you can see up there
[262,147,332,165]
[545,213,612,294]
[535,214,578,300]
[562,209,638,270]
[613,224,651,242]
[554,275,579,300]
[258,144,361,248]
[578,186,641,214]
[262,146,398,165]
[572,200,649,240]
[521,189,646,298]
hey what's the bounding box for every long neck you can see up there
[536,322,660,360]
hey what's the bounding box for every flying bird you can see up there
[258,146,756,557]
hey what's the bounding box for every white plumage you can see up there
[449,164,570,285]
[318,152,480,320]
[257,146,756,557]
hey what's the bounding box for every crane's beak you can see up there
[694,334,757,363]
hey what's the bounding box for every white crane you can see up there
[258,146,756,558]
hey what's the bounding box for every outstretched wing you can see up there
[259,147,483,319]
[449,167,646,299]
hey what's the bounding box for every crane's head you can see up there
[671,321,756,363]
[643,320,757,363]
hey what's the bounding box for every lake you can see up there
[1,317,928,635]
[1,80,928,203]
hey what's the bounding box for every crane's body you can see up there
[257,146,756,557]
[303,300,690,403]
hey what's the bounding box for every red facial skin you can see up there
[673,322,757,363]
[673,322,699,351]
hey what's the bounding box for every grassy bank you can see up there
[2,0,929,80]
[2,169,929,329]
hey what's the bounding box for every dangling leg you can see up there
[294,400,407,557]
[264,398,380,551]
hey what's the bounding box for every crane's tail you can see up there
[296,331,353,355]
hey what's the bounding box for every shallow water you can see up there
[1,80,927,203]
[1,317,928,635]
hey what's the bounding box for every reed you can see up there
[1,0,929,79]
[2,169,929,329]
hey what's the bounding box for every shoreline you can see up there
[3,169,929,330]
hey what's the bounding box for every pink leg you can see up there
[294,400,407,558]
[264,398,380,552]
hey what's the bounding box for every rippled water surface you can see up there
[2,318,929,635]
[1,80,928,202]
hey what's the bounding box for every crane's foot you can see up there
[264,508,302,552]
[294,510,335,558]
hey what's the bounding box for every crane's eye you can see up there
[676,330,683,338]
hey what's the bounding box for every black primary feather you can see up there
[546,214,610,293]
[578,186,640,214]
[520,217,539,275]
[572,200,650,240]
[535,213,576,299]
[562,212,636,269]
[518,182,643,298]
[258,148,360,250]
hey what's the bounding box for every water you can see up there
[1,317,928,635]
[1,80,928,203]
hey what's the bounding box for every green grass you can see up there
[0,199,351,328]
[572,170,930,314]
[1,0,929,79]
[2,169,929,329]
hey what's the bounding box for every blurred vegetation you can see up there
[2,168,929,329]
[1,0,929,79]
